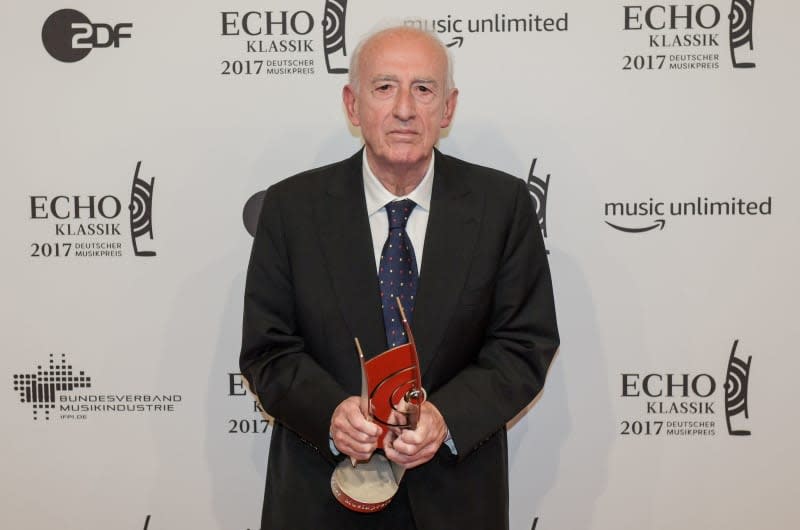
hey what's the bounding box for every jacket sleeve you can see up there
[240,185,349,461]
[427,178,560,461]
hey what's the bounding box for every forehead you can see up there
[358,31,447,83]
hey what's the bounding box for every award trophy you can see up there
[330,299,425,512]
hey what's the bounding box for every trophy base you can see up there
[330,453,402,513]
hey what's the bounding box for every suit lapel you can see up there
[414,152,481,376]
[315,151,387,360]
[315,150,482,371]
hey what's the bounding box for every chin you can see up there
[386,147,429,166]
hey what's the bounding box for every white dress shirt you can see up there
[361,150,456,454]
[362,150,434,274]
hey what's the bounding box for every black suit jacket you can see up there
[241,149,559,529]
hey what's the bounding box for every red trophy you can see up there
[330,298,426,512]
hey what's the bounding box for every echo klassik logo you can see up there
[604,195,772,234]
[728,0,756,68]
[723,339,752,435]
[42,9,132,63]
[620,1,756,72]
[227,373,272,436]
[404,11,568,49]
[128,161,157,257]
[28,161,156,259]
[12,353,181,421]
[322,0,348,73]
[241,156,555,248]
[219,0,350,77]
[618,339,753,438]
[526,158,551,253]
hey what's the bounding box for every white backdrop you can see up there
[3,1,799,529]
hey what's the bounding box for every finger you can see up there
[333,434,377,461]
[336,433,377,453]
[331,399,380,440]
[383,441,409,465]
[346,410,381,437]
[343,448,375,462]
[332,422,378,448]
[397,428,425,446]
[338,422,379,444]
[382,428,398,446]
[385,441,435,469]
[388,434,422,459]
[345,445,376,461]
[332,427,377,454]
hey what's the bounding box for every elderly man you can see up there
[241,26,559,529]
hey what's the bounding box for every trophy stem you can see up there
[353,337,370,467]
[354,338,371,422]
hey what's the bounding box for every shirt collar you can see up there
[362,150,434,216]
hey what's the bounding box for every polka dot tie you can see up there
[379,199,419,348]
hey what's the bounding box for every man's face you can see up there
[343,30,458,177]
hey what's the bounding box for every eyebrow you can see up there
[370,75,439,86]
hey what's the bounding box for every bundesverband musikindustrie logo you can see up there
[12,353,181,421]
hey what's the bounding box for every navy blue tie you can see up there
[379,199,419,348]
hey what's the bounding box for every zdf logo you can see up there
[42,9,132,63]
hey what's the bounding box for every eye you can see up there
[414,85,436,99]
[372,83,396,99]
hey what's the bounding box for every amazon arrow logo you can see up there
[446,36,464,48]
[605,219,666,233]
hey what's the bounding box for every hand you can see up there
[384,401,448,469]
[330,396,381,461]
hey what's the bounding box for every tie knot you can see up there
[385,199,416,230]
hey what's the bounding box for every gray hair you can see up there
[347,24,456,95]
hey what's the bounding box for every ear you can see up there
[440,88,459,128]
[342,84,361,127]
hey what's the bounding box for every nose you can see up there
[393,86,416,121]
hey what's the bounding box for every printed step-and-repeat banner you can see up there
[2,1,798,529]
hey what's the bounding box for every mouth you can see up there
[388,130,419,139]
